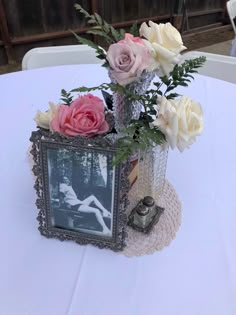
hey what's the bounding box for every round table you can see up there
[0,65,236,315]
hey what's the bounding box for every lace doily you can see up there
[120,180,182,257]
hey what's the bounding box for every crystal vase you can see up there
[127,145,169,212]
[111,71,155,134]
[109,71,168,212]
[127,144,168,228]
[137,145,169,202]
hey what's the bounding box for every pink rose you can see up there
[107,36,151,86]
[50,94,109,137]
[119,33,144,45]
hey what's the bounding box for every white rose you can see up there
[34,101,59,130]
[153,96,203,152]
[152,96,179,149]
[139,21,186,76]
[176,96,203,151]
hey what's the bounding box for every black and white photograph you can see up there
[47,146,115,238]
[31,131,129,250]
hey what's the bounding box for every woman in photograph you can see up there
[59,176,111,234]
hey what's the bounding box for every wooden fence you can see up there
[0,0,230,66]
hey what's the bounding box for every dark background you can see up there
[0,0,231,66]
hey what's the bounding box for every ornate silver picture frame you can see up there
[30,129,130,251]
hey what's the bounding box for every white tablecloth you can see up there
[0,64,235,315]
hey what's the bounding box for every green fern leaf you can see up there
[129,21,139,36]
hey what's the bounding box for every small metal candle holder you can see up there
[128,196,164,234]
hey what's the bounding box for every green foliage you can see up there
[113,120,166,165]
[70,82,114,94]
[71,31,106,62]
[129,21,139,37]
[74,3,123,45]
[161,56,207,98]
[70,82,143,102]
[60,89,73,105]
[119,28,126,38]
[74,3,91,19]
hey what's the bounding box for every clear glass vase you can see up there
[137,145,169,202]
[110,71,155,134]
[128,145,168,212]
[109,70,168,209]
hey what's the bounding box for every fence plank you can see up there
[0,0,15,63]
[17,0,43,35]
[0,0,231,65]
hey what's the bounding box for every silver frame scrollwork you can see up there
[30,129,130,251]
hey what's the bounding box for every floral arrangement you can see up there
[34,4,205,163]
